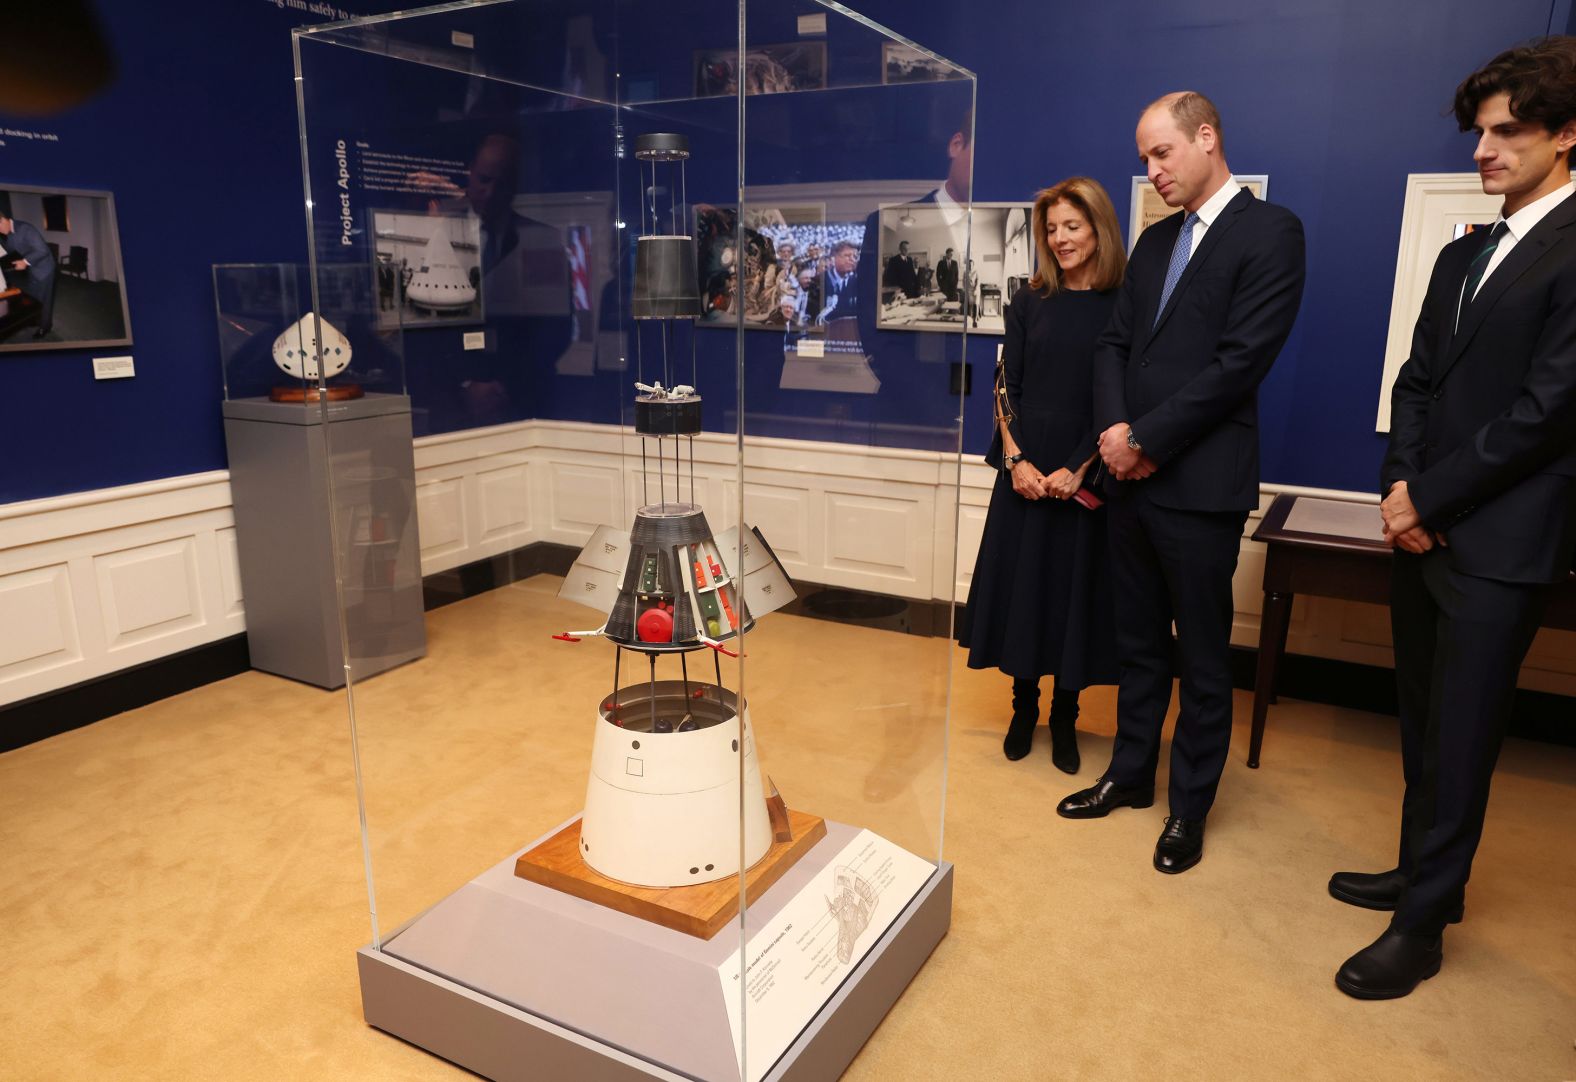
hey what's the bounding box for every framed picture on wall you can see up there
[881,42,968,84]
[875,201,1033,336]
[693,42,827,97]
[1370,172,1560,431]
[0,184,132,353]
[696,202,865,332]
[369,210,484,329]
[1126,174,1268,252]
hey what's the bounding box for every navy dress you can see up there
[957,286,1119,686]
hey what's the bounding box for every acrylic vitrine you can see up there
[294,1,975,1077]
[214,263,424,688]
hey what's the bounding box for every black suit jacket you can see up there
[936,257,959,294]
[1383,190,1576,584]
[1094,188,1306,512]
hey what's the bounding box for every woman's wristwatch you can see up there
[1004,452,1025,469]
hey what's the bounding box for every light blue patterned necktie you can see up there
[1154,211,1201,327]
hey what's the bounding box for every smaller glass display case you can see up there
[213,262,406,408]
[214,262,424,689]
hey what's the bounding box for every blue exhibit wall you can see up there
[0,0,1571,506]
[844,0,1575,494]
[0,0,405,505]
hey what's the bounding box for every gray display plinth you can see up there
[222,392,425,688]
[358,819,952,1081]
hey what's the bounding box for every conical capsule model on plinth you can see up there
[547,134,797,890]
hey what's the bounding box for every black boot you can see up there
[1047,686,1080,774]
[1003,678,1039,761]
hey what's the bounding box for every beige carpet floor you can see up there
[3,575,1574,1081]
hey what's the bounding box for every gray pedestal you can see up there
[357,820,952,1081]
[222,393,425,688]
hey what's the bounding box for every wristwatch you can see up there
[1004,452,1025,468]
[1126,427,1142,453]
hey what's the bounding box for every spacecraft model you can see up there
[548,133,797,890]
[268,312,361,402]
[405,229,477,312]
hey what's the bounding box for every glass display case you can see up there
[294,1,974,1077]
[214,262,405,407]
[214,263,424,688]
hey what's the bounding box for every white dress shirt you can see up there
[1473,179,1575,298]
[1185,176,1243,252]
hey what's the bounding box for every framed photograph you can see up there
[1373,172,1533,431]
[881,42,967,85]
[370,210,483,329]
[510,190,619,374]
[875,202,1033,336]
[696,203,870,334]
[693,42,827,97]
[0,184,132,353]
[1126,174,1268,252]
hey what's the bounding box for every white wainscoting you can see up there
[0,472,243,707]
[7,422,1576,709]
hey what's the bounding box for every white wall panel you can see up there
[415,476,467,565]
[955,503,988,597]
[477,462,532,544]
[217,527,244,618]
[739,484,810,566]
[546,461,620,538]
[94,538,204,650]
[0,564,79,678]
[823,489,930,596]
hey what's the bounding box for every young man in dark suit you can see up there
[1056,92,1306,876]
[1332,37,1576,1000]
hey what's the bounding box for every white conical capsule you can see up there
[272,313,351,379]
[406,230,477,311]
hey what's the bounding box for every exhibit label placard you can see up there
[716,829,935,1082]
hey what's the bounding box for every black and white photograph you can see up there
[881,41,968,85]
[695,203,867,333]
[693,42,827,97]
[370,210,483,328]
[876,202,1032,335]
[0,185,131,353]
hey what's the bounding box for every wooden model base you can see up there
[269,383,365,403]
[515,808,827,939]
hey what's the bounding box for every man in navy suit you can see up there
[817,240,860,324]
[0,210,56,338]
[1331,37,1576,999]
[1056,93,1306,876]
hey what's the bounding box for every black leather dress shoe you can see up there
[1152,816,1204,874]
[1335,928,1442,999]
[1328,868,1463,923]
[1055,776,1154,819]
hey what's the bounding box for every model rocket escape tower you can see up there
[538,133,799,896]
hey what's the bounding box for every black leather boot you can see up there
[1335,928,1443,999]
[1003,678,1039,761]
[1047,686,1080,774]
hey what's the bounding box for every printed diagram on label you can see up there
[826,865,878,964]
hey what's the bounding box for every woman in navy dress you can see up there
[957,177,1126,770]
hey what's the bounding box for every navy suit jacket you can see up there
[4,220,54,275]
[1093,188,1306,512]
[1383,191,1576,584]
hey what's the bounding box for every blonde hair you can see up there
[1029,177,1126,296]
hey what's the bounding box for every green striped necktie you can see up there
[1458,220,1508,326]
